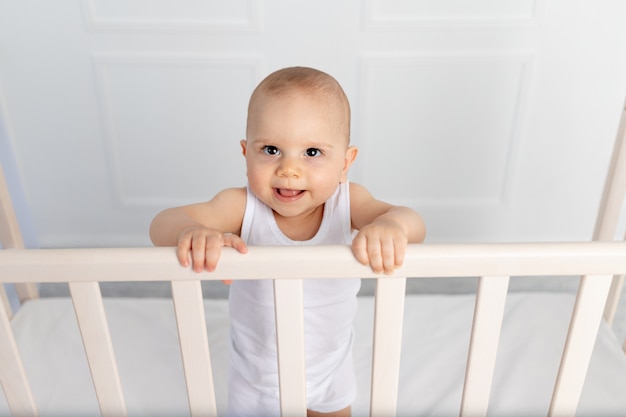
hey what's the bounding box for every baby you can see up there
[150,66,425,417]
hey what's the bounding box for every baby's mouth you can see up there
[275,188,304,198]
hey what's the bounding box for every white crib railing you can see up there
[2,242,626,417]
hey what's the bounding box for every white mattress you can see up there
[2,293,626,417]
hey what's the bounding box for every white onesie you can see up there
[228,181,361,417]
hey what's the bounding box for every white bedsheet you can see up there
[2,293,626,416]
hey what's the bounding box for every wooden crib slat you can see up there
[69,281,127,417]
[596,101,626,323]
[171,280,217,417]
[0,165,38,304]
[549,273,614,417]
[370,277,406,417]
[274,279,307,417]
[605,273,625,326]
[0,296,38,416]
[594,100,626,242]
[0,285,11,321]
[460,275,510,417]
[0,166,24,252]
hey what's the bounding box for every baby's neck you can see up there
[273,205,324,241]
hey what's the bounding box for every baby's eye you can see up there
[262,146,280,156]
[305,148,322,157]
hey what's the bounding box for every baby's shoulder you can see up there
[215,186,247,198]
[348,181,374,203]
[212,187,247,208]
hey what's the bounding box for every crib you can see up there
[1,111,626,417]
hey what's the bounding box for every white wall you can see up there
[1,1,626,247]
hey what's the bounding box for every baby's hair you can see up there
[246,66,351,140]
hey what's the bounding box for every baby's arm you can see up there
[150,188,248,274]
[350,182,426,274]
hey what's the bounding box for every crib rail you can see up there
[2,242,626,417]
[2,242,626,282]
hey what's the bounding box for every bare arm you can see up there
[350,182,426,274]
[150,187,248,273]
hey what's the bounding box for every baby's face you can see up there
[242,92,355,221]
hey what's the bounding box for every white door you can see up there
[1,0,625,247]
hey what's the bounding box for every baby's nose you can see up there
[277,157,302,178]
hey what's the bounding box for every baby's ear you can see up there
[240,140,247,156]
[341,146,358,181]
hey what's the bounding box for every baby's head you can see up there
[241,67,358,221]
[246,67,351,145]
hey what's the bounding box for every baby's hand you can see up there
[177,225,247,281]
[352,219,408,275]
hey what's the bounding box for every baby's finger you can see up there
[367,240,385,274]
[202,237,223,272]
[351,234,370,266]
[189,235,209,273]
[223,234,248,254]
[394,238,407,268]
[176,235,192,268]
[380,238,397,275]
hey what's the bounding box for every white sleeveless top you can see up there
[229,182,361,398]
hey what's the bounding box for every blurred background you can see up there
[1,1,626,303]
